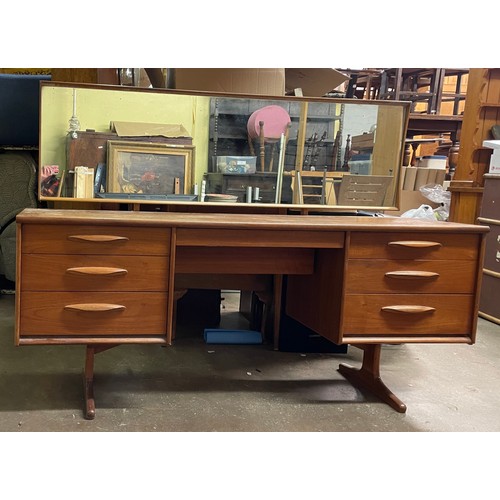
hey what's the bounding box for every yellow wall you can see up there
[40,85,211,190]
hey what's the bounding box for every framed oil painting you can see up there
[106,141,195,195]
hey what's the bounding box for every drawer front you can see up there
[21,254,169,292]
[348,232,480,260]
[479,273,500,322]
[22,225,171,255]
[480,176,500,220]
[480,221,500,273]
[345,259,477,294]
[19,292,168,336]
[176,228,344,249]
[342,294,474,336]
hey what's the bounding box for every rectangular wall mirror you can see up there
[38,81,410,212]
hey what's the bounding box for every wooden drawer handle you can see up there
[385,271,439,279]
[66,267,128,276]
[64,303,126,312]
[388,241,442,249]
[68,235,129,243]
[382,305,436,314]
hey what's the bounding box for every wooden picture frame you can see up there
[106,141,195,195]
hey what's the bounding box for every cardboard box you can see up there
[110,121,190,138]
[416,155,447,169]
[173,68,349,97]
[285,68,349,97]
[351,132,375,150]
[174,68,286,96]
[483,140,500,174]
[391,190,439,216]
[401,166,445,191]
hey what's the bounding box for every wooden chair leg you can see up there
[248,134,255,156]
[338,344,407,413]
[259,121,265,172]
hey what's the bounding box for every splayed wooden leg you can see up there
[83,344,117,420]
[338,343,407,413]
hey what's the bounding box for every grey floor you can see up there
[1,290,500,432]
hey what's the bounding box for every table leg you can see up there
[338,344,407,413]
[259,121,265,172]
[254,289,271,344]
[171,289,188,342]
[83,344,118,420]
[273,275,283,351]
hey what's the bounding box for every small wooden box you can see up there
[66,130,192,171]
[351,132,374,150]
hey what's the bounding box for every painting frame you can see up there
[106,140,195,196]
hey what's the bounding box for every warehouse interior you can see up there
[1,60,498,499]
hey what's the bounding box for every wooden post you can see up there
[449,68,500,223]
[259,121,265,172]
[294,101,309,172]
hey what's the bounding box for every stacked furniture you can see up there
[478,174,500,323]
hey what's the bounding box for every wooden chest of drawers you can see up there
[478,174,500,324]
[342,232,484,343]
[17,223,172,344]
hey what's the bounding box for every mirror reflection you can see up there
[39,82,409,210]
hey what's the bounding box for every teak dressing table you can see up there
[15,208,487,419]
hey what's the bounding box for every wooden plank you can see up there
[175,228,345,248]
[371,105,406,205]
[175,247,314,274]
[451,69,500,222]
[286,248,345,344]
[175,273,272,291]
[294,101,308,171]
[454,68,489,183]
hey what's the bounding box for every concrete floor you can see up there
[1,290,500,432]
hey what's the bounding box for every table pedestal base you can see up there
[338,343,407,413]
[83,344,118,420]
[83,342,407,419]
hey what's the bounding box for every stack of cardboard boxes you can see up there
[395,155,448,214]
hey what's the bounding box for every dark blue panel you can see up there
[0,74,51,147]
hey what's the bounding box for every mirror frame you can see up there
[38,80,410,213]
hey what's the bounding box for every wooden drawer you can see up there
[480,175,500,220]
[342,294,474,336]
[176,228,344,249]
[21,225,171,255]
[21,254,169,292]
[345,259,477,294]
[348,232,480,260]
[479,273,500,323]
[19,292,168,336]
[479,220,500,273]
